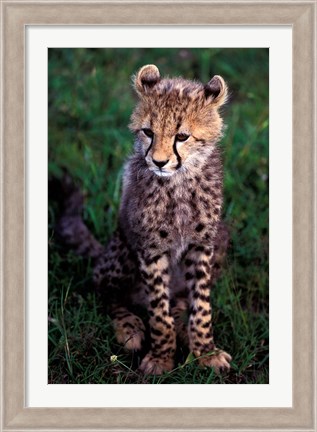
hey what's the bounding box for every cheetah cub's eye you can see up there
[176,133,190,142]
[142,128,154,139]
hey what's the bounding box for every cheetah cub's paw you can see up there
[139,352,174,375]
[198,349,232,373]
[113,315,145,351]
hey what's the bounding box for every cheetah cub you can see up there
[92,65,232,375]
[58,64,232,375]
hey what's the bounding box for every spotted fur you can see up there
[57,65,232,375]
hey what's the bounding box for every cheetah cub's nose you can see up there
[152,158,169,168]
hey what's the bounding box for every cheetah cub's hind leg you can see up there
[94,231,145,352]
[184,245,232,373]
[111,306,145,351]
[171,296,189,346]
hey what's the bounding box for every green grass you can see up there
[48,48,269,384]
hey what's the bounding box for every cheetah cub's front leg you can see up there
[138,253,176,375]
[185,245,232,373]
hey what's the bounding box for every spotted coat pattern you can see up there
[57,65,232,375]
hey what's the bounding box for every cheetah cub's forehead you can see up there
[129,65,228,177]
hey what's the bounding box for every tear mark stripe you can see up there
[145,137,154,158]
[173,137,182,169]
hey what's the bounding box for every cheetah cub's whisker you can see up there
[60,64,232,376]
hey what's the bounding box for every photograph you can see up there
[48,47,269,384]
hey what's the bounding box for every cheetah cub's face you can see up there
[129,64,228,177]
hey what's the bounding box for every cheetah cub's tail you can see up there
[50,173,104,259]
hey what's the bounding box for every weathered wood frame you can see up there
[1,1,316,431]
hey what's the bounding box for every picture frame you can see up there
[1,1,316,431]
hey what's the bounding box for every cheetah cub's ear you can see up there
[134,64,161,95]
[204,75,228,108]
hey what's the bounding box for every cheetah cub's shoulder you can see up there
[95,65,232,375]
